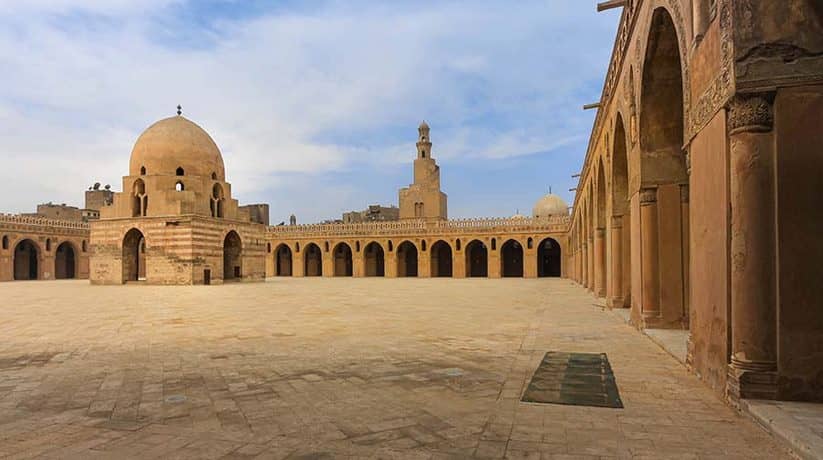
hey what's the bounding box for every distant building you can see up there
[342,205,400,223]
[240,204,270,226]
[24,203,84,222]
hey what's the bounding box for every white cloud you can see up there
[0,0,618,217]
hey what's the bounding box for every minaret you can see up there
[399,121,448,220]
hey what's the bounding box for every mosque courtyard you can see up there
[0,279,789,459]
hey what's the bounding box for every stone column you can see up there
[608,216,624,308]
[581,241,588,288]
[726,93,778,404]
[594,228,606,297]
[640,188,661,326]
[587,236,594,292]
[680,184,690,325]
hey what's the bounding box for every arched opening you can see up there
[538,238,562,278]
[612,114,632,307]
[275,244,293,276]
[2,235,8,250]
[466,240,488,277]
[430,240,453,277]
[122,229,145,283]
[397,241,418,277]
[175,181,184,192]
[304,243,323,276]
[223,231,242,281]
[55,242,76,279]
[640,7,689,322]
[211,184,224,218]
[176,167,184,176]
[456,239,461,251]
[501,239,524,278]
[45,238,51,251]
[333,242,353,277]
[140,166,146,175]
[364,242,385,277]
[13,239,39,280]
[82,240,87,252]
[133,179,147,217]
[211,172,217,180]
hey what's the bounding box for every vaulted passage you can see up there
[364,242,385,277]
[334,243,353,277]
[430,240,452,277]
[537,238,562,278]
[55,242,76,279]
[122,229,145,283]
[304,243,323,277]
[466,240,488,278]
[638,7,689,327]
[223,231,242,281]
[13,239,39,280]
[501,239,524,277]
[275,244,292,276]
[397,241,418,277]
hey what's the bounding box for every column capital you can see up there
[728,93,774,135]
[639,187,657,205]
[595,227,606,237]
[610,215,623,229]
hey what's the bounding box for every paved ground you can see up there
[0,278,791,459]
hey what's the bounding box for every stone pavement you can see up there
[0,278,792,459]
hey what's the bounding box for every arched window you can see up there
[211,172,217,180]
[421,240,427,252]
[527,237,534,249]
[140,166,146,175]
[295,242,300,252]
[325,241,330,252]
[1,235,8,250]
[355,241,361,252]
[267,243,272,253]
[82,240,87,252]
[176,167,184,176]
[456,239,461,251]
[491,238,497,251]
[46,239,51,251]
[175,181,184,192]
[388,240,394,252]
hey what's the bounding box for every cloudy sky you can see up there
[0,0,620,223]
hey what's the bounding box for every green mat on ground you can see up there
[521,351,623,409]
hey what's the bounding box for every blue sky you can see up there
[0,1,620,223]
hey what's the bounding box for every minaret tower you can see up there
[399,121,448,220]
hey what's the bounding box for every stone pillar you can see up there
[294,250,305,277]
[587,236,594,291]
[419,248,431,278]
[726,93,778,404]
[385,251,398,278]
[608,216,624,308]
[594,228,606,297]
[680,184,690,325]
[640,188,661,326]
[488,249,501,279]
[322,248,334,277]
[581,241,588,287]
[353,253,364,278]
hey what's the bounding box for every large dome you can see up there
[129,116,226,180]
[533,193,569,218]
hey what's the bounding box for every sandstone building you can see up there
[89,114,267,285]
[565,0,823,404]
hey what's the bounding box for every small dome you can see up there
[129,116,225,180]
[533,193,569,218]
[419,120,430,130]
[511,212,527,219]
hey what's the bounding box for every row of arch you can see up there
[571,5,690,328]
[1,236,85,280]
[270,238,562,278]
